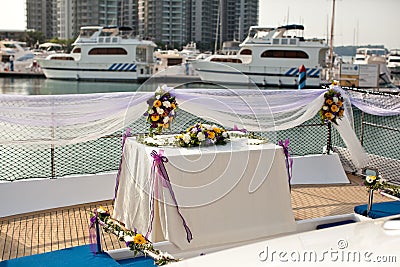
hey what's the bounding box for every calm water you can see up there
[0,77,142,95]
[0,77,261,95]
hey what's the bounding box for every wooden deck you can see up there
[0,175,393,261]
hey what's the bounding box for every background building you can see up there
[27,0,56,39]
[25,0,258,50]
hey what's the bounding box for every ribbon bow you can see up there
[278,139,293,190]
[147,150,193,243]
[89,210,100,254]
[233,124,247,133]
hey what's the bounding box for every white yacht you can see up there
[353,47,387,65]
[39,26,157,81]
[387,49,400,75]
[0,40,35,71]
[192,25,329,88]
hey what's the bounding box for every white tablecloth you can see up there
[113,138,296,250]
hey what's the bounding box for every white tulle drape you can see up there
[0,87,367,167]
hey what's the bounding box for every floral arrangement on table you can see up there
[145,85,178,136]
[175,122,229,147]
[90,206,177,266]
[320,81,345,125]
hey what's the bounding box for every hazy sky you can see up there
[0,0,399,49]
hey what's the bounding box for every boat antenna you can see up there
[329,0,336,79]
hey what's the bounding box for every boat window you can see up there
[50,56,74,60]
[167,58,183,66]
[389,58,400,63]
[210,58,242,63]
[80,28,99,38]
[261,50,309,59]
[136,47,147,62]
[88,48,127,55]
[239,49,252,55]
[72,47,81,54]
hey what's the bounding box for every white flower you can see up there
[118,231,124,238]
[183,133,191,144]
[148,109,154,114]
[333,97,338,103]
[366,175,375,184]
[197,132,205,141]
[124,235,134,242]
[97,206,107,213]
[191,127,198,133]
[163,101,171,108]
[156,107,164,114]
[379,178,387,184]
[322,105,328,110]
[163,117,169,124]
[158,251,174,259]
[156,95,160,100]
[170,110,175,116]
[155,85,163,93]
[222,132,228,138]
[203,124,212,130]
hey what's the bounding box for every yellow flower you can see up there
[331,105,339,112]
[207,131,215,139]
[133,234,147,245]
[325,112,333,120]
[213,127,221,134]
[151,114,159,121]
[337,101,343,107]
[339,109,344,116]
[153,100,162,108]
[97,206,108,213]
[163,123,169,129]
[326,99,333,105]
[171,103,176,109]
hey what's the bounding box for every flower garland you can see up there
[320,82,345,125]
[146,85,178,136]
[90,206,177,266]
[175,122,229,147]
[363,174,386,191]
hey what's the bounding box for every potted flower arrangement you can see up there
[320,82,345,125]
[145,85,178,136]
[175,122,229,147]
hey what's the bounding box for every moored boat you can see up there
[192,24,329,88]
[387,49,400,75]
[38,26,157,82]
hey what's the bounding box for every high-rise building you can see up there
[189,0,258,51]
[27,0,56,39]
[118,0,139,34]
[138,0,188,46]
[26,0,258,46]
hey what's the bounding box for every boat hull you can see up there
[40,60,154,81]
[192,61,323,88]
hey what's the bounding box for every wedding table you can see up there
[113,137,296,250]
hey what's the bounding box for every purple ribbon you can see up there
[233,124,247,133]
[114,128,132,200]
[146,150,193,243]
[278,139,293,190]
[89,209,108,254]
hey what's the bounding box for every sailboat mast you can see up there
[214,0,221,54]
[329,0,336,75]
